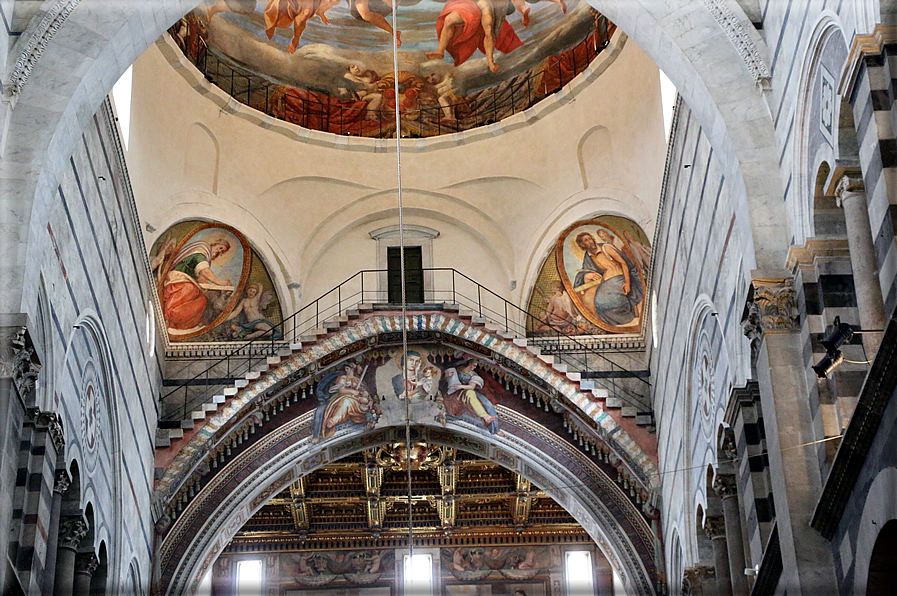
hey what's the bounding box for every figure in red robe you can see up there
[426,0,523,72]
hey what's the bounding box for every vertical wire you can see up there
[388,0,414,571]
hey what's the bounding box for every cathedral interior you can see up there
[2,0,897,594]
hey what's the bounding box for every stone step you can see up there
[346,309,360,319]
[566,371,581,382]
[357,303,373,312]
[443,303,460,312]
[621,406,638,417]
[635,414,653,426]
[191,410,207,420]
[223,387,238,397]
[538,354,554,365]
[202,403,217,412]
[323,320,341,331]
[590,387,609,399]
[213,395,226,404]
[553,363,568,374]
[470,315,488,326]
[245,370,261,380]
[166,427,184,440]
[277,347,292,357]
[181,419,195,430]
[512,338,528,347]
[604,397,623,409]
[234,379,249,389]
[289,342,303,351]
[266,355,281,365]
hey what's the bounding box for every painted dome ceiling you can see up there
[171,0,616,137]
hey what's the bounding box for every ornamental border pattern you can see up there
[701,0,772,84]
[156,315,658,501]
[8,0,82,96]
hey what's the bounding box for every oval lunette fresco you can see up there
[149,220,284,342]
[527,216,651,336]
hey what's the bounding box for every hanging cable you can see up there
[388,0,414,568]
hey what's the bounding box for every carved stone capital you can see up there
[2,326,41,401]
[53,470,71,495]
[703,515,727,539]
[75,552,99,575]
[835,173,865,207]
[36,411,64,452]
[749,277,799,333]
[713,473,738,499]
[683,564,715,590]
[719,428,738,462]
[58,517,88,550]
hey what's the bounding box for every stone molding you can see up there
[74,552,99,575]
[58,517,88,550]
[6,0,83,99]
[724,381,761,428]
[785,238,851,272]
[839,25,897,97]
[700,0,771,86]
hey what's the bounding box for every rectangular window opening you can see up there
[236,559,262,596]
[403,553,433,596]
[387,246,424,303]
[566,550,595,596]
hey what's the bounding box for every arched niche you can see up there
[158,418,658,595]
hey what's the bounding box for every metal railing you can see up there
[171,18,613,139]
[160,268,650,422]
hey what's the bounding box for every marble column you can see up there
[714,474,748,596]
[744,274,838,592]
[682,564,715,596]
[704,516,732,596]
[42,471,71,596]
[835,173,887,358]
[54,517,87,596]
[73,553,98,596]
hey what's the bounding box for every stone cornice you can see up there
[812,311,897,539]
[785,238,851,272]
[839,25,897,98]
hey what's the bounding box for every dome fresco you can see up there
[171,0,615,136]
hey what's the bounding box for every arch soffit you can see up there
[792,12,849,244]
[159,418,657,596]
[11,0,783,312]
[518,189,655,309]
[155,315,659,503]
[147,196,300,312]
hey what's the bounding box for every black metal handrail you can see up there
[171,17,613,139]
[160,268,650,422]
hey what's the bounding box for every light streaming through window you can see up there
[236,559,262,596]
[403,553,433,596]
[111,65,133,150]
[659,69,677,142]
[196,569,212,596]
[565,550,595,596]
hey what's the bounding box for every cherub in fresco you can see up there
[425,71,460,121]
[536,280,576,333]
[225,283,282,339]
[350,0,402,47]
[205,0,339,54]
[344,65,385,120]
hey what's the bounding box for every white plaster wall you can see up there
[126,35,666,315]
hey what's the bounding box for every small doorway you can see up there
[387,246,424,303]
